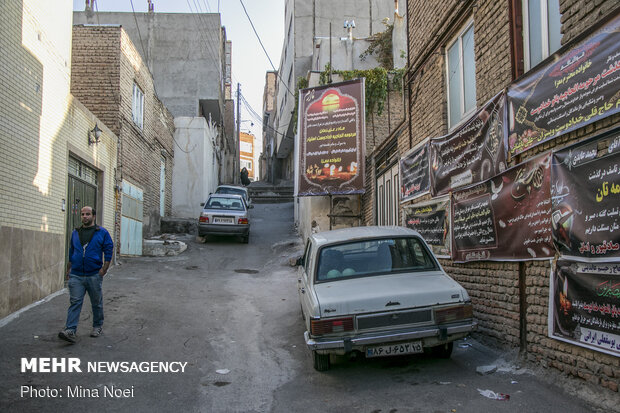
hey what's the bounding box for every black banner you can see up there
[298,79,366,196]
[551,259,620,356]
[507,12,620,157]
[551,131,620,261]
[430,93,506,196]
[452,153,554,262]
[400,142,430,202]
[404,198,450,257]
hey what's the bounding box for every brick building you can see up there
[399,0,620,397]
[239,132,255,180]
[0,0,118,317]
[71,25,175,254]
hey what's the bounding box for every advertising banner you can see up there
[550,259,620,357]
[430,92,506,196]
[298,79,366,196]
[507,13,620,157]
[451,153,554,262]
[404,197,450,257]
[551,131,620,261]
[400,141,430,202]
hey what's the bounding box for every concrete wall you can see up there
[72,11,224,118]
[171,117,219,219]
[0,0,118,318]
[403,0,620,395]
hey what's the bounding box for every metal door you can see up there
[376,163,399,226]
[66,157,98,266]
[120,180,143,256]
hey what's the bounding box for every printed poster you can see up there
[451,153,554,262]
[551,131,620,261]
[298,79,366,196]
[400,141,430,202]
[507,12,620,157]
[404,197,450,257]
[430,92,507,196]
[550,259,620,357]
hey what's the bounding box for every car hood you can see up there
[313,271,467,317]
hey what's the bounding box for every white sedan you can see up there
[296,226,477,371]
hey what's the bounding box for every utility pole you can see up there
[236,83,241,184]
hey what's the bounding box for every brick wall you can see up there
[72,26,175,239]
[0,1,118,317]
[403,0,619,396]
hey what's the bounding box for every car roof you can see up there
[310,226,423,248]
[208,193,244,200]
[216,185,248,192]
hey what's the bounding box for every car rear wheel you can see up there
[241,235,249,243]
[431,342,453,358]
[312,351,330,371]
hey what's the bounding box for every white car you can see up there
[296,226,477,371]
[214,185,252,208]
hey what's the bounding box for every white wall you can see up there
[172,117,219,218]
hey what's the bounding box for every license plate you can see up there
[213,217,233,224]
[366,341,423,358]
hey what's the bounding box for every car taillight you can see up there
[310,317,354,335]
[199,215,209,223]
[238,217,249,224]
[434,303,473,324]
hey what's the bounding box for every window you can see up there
[241,159,252,170]
[446,22,476,128]
[132,83,144,129]
[523,0,561,71]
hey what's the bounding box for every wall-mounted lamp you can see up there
[88,123,102,145]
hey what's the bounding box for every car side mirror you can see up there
[295,256,304,266]
[249,204,254,209]
[200,202,205,207]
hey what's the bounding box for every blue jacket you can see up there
[69,226,114,276]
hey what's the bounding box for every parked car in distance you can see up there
[198,194,250,243]
[214,185,252,208]
[296,226,476,371]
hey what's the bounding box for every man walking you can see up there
[59,206,114,343]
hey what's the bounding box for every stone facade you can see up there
[0,1,118,318]
[402,0,620,396]
[71,25,175,240]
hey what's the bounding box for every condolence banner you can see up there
[404,197,450,257]
[430,92,506,196]
[551,131,620,261]
[451,153,554,262]
[550,259,620,357]
[400,141,430,202]
[298,79,365,196]
[507,12,620,157]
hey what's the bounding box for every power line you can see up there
[238,0,295,99]
[239,92,293,140]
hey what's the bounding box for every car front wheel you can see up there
[312,351,330,371]
[431,342,453,358]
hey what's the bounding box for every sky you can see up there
[72,0,285,152]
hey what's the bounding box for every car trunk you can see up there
[313,271,465,317]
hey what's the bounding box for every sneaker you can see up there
[90,327,103,337]
[58,329,77,343]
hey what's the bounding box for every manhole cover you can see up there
[185,266,199,270]
[234,269,259,274]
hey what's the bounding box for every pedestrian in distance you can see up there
[240,167,250,186]
[58,206,114,343]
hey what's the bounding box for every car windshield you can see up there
[316,237,438,282]
[216,187,246,199]
[205,197,245,211]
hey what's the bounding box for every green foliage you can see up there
[359,19,394,70]
[292,77,309,127]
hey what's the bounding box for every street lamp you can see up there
[88,123,102,145]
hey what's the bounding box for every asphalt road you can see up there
[0,202,608,412]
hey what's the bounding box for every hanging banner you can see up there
[451,153,554,262]
[550,259,620,357]
[298,79,366,196]
[507,13,620,157]
[551,131,620,261]
[430,92,507,196]
[404,197,450,257]
[400,141,430,202]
